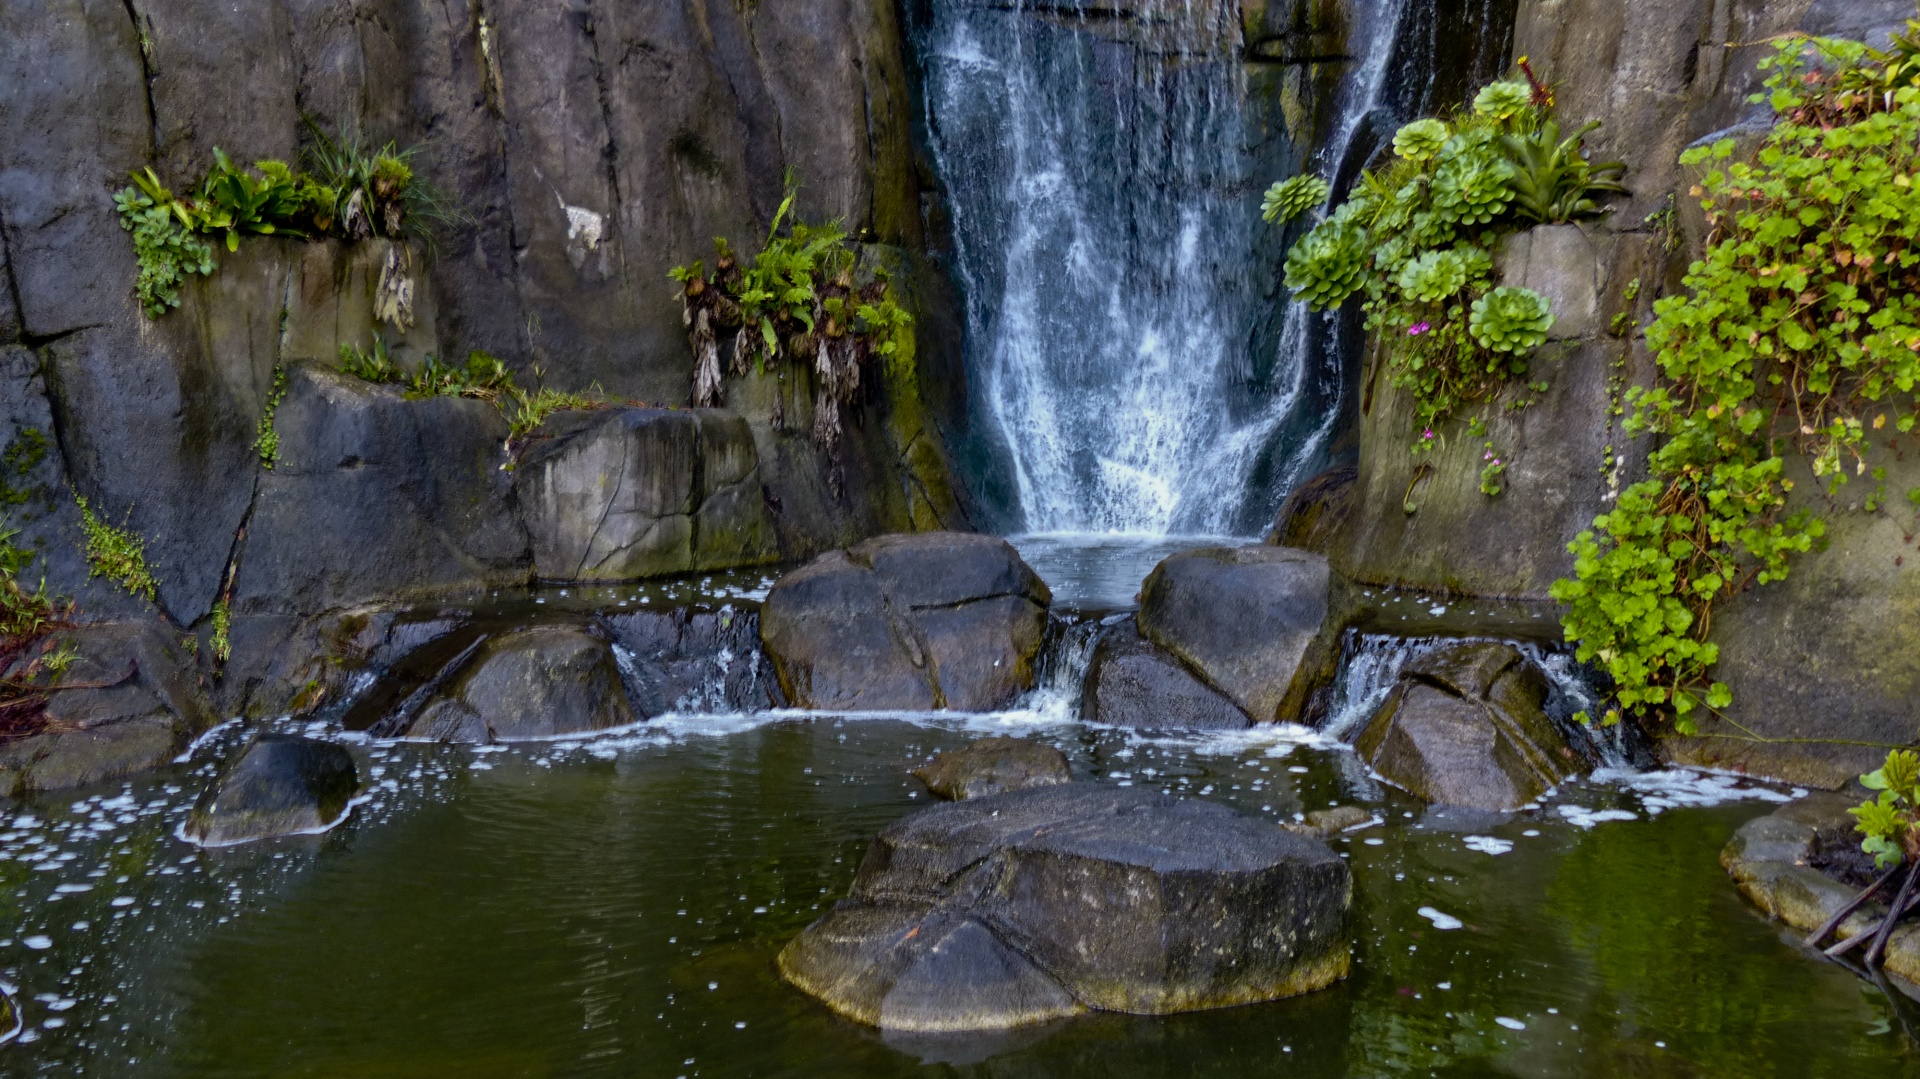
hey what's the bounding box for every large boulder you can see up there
[184,734,359,846]
[402,626,635,742]
[0,622,215,795]
[911,737,1071,800]
[514,408,779,581]
[230,366,531,615]
[1079,623,1249,729]
[1354,641,1587,810]
[779,784,1351,1030]
[759,533,1051,711]
[1135,545,1336,724]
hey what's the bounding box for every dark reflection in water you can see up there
[1,717,1916,1077]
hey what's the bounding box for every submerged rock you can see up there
[1354,641,1585,811]
[760,533,1051,712]
[911,737,1071,800]
[779,784,1351,1030]
[404,626,635,742]
[1136,545,1337,724]
[1079,622,1249,729]
[1284,805,1377,838]
[184,734,358,846]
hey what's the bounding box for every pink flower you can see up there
[1484,451,1494,460]
[1408,321,1432,337]
[1422,428,1435,440]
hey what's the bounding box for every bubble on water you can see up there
[1417,907,1463,931]
[1462,836,1514,855]
[1495,1017,1526,1031]
[22,936,51,950]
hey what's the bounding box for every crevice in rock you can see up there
[0,206,22,345]
[16,325,102,352]
[581,3,630,286]
[119,0,162,154]
[574,432,632,580]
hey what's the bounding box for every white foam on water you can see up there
[1495,1017,1527,1031]
[1417,907,1463,930]
[1462,836,1514,855]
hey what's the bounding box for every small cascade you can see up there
[1318,630,1630,766]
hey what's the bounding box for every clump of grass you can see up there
[252,365,289,468]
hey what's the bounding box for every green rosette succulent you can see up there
[1468,286,1554,352]
[1473,80,1533,122]
[1262,174,1331,224]
[1432,139,1515,226]
[1395,248,1475,303]
[1392,119,1450,162]
[1284,216,1369,310]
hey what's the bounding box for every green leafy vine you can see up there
[1551,27,1920,731]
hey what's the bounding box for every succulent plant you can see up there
[1473,80,1534,122]
[1395,248,1472,303]
[1432,141,1515,226]
[1262,174,1331,224]
[1469,286,1555,352]
[1501,120,1628,224]
[1393,119,1450,162]
[1284,217,1370,310]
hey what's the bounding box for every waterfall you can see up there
[915,0,1417,536]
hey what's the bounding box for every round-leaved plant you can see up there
[1468,286,1553,352]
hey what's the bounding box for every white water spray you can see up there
[919,0,1414,534]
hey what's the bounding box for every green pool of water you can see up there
[0,715,1914,1077]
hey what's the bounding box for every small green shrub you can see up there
[1261,175,1330,224]
[1392,118,1449,162]
[1854,749,1920,869]
[1282,210,1370,309]
[113,174,215,317]
[1502,120,1628,224]
[1472,80,1534,122]
[671,185,912,448]
[1469,287,1554,352]
[1273,68,1618,449]
[75,495,157,603]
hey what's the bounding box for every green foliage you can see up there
[0,523,60,646]
[1501,120,1628,224]
[1472,80,1534,122]
[1552,30,1920,730]
[112,174,215,317]
[339,342,515,401]
[338,339,403,383]
[75,495,157,603]
[1469,286,1555,352]
[113,123,459,318]
[1395,247,1480,303]
[338,342,615,443]
[1282,208,1370,309]
[1431,133,1516,226]
[1392,118,1449,162]
[671,184,912,444]
[252,365,288,468]
[1262,175,1330,223]
[1854,750,1920,868]
[1277,69,1619,450]
[209,599,231,664]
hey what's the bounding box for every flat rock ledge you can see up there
[778,784,1351,1031]
[1723,793,1920,985]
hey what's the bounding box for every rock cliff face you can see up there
[0,0,968,717]
[1286,0,1920,785]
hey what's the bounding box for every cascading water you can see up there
[915,0,1417,535]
